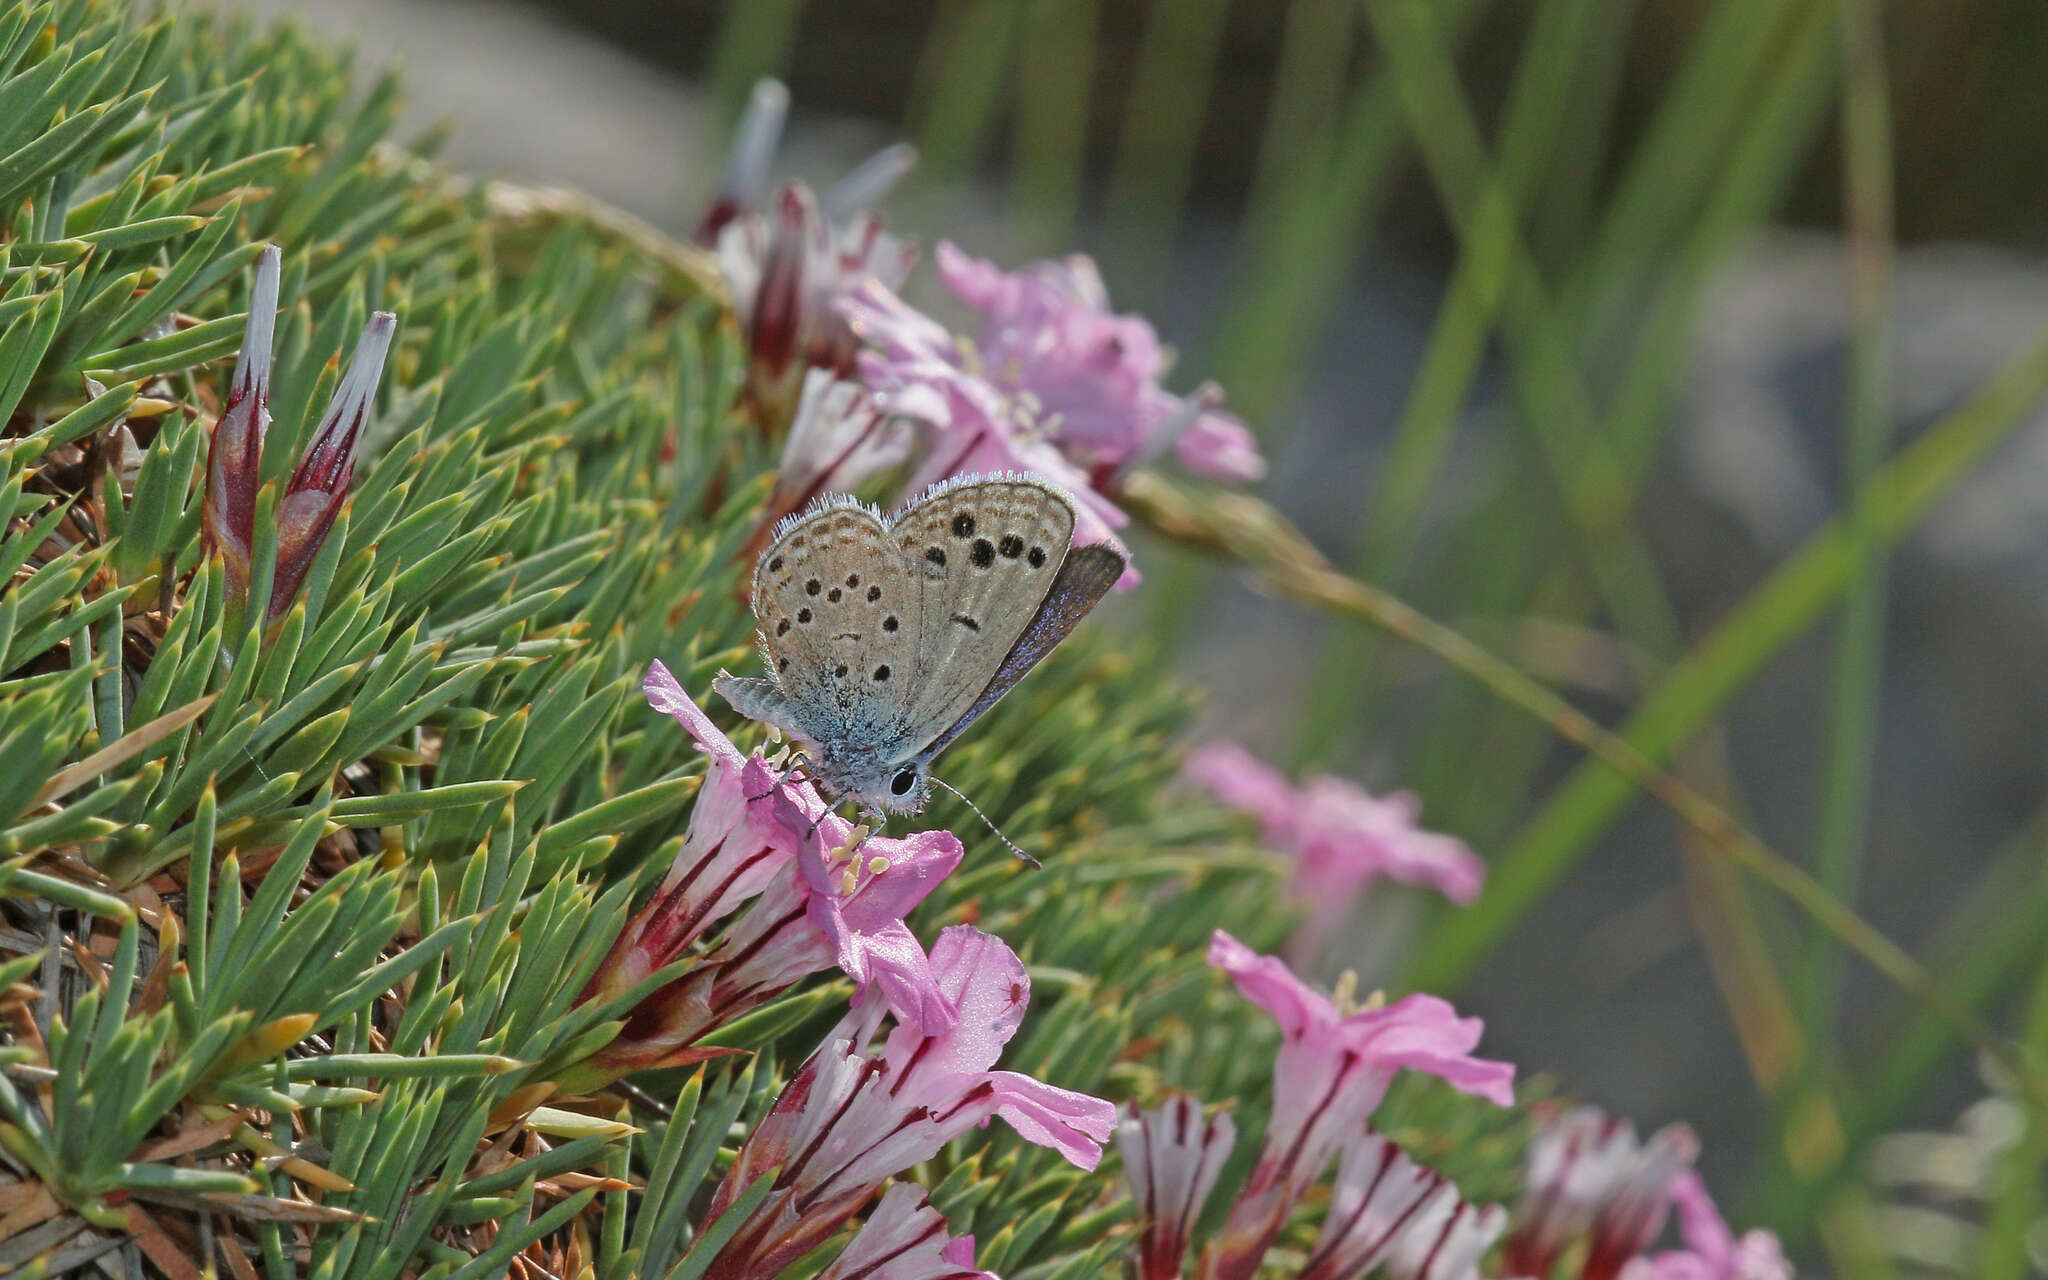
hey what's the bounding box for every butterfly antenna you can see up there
[930,777,1040,869]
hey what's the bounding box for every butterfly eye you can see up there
[890,769,918,797]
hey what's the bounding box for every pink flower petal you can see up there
[1183,741,1300,844]
[1358,994,1516,1107]
[1207,929,1338,1039]
[820,1183,996,1280]
[986,1070,1118,1171]
[644,661,747,770]
[930,240,1263,484]
[882,923,1031,1077]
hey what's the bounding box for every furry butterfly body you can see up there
[715,473,1125,817]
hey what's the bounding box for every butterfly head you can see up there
[839,756,931,816]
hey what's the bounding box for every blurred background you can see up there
[182,0,2048,1269]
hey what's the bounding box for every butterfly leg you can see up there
[776,746,815,789]
[744,748,818,804]
[800,798,835,847]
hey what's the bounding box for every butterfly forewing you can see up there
[751,498,922,745]
[886,477,1076,760]
[919,542,1126,760]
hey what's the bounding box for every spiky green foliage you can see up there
[0,4,1535,1276]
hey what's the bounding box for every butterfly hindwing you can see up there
[751,497,922,748]
[885,476,1077,761]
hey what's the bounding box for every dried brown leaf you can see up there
[121,1203,206,1280]
[34,695,218,807]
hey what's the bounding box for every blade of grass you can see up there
[1524,0,1638,264]
[1675,736,1804,1096]
[1010,0,1097,255]
[1979,949,2048,1280]
[906,0,1021,185]
[707,0,807,123]
[1239,0,1357,246]
[1103,0,1233,307]
[1777,0,1898,1214]
[33,694,216,805]
[1807,0,1897,1030]
[1560,0,1812,337]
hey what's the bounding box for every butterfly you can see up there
[714,472,1125,821]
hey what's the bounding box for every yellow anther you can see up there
[840,866,860,895]
[867,855,891,874]
[1332,969,1359,1014]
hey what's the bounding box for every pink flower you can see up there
[1296,1132,1505,1280]
[693,79,789,244]
[605,662,802,975]
[1619,1173,1790,1280]
[693,77,917,245]
[1582,1123,1701,1280]
[1184,742,1484,958]
[837,243,1273,591]
[1117,1095,1238,1280]
[201,245,278,596]
[1203,931,1512,1280]
[837,274,960,374]
[818,1183,997,1280]
[931,243,1263,484]
[202,244,396,626]
[1503,1106,1699,1280]
[274,311,392,619]
[1180,741,1299,841]
[749,370,916,548]
[693,926,1117,1279]
[719,183,916,421]
[720,775,964,1034]
[569,663,961,1084]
